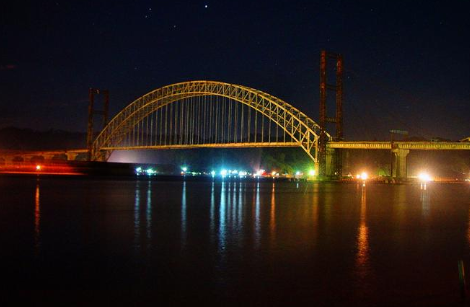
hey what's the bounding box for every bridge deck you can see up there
[2,141,470,163]
[101,142,300,151]
[328,141,470,150]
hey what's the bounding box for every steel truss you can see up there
[91,81,331,164]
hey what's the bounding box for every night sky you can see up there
[1,0,469,140]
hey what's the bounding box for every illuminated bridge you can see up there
[91,81,328,168]
[327,141,470,179]
[1,80,469,179]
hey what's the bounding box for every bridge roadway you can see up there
[328,141,470,151]
[327,141,470,179]
[0,149,88,162]
[1,141,469,179]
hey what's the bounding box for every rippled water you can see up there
[1,176,470,306]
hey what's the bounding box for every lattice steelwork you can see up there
[91,81,331,166]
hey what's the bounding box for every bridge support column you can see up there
[43,155,55,161]
[392,149,409,180]
[65,153,78,161]
[325,147,336,177]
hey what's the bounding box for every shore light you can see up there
[36,165,42,171]
[418,172,432,182]
[309,169,316,176]
[220,169,228,177]
[360,172,368,180]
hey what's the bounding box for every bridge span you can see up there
[1,80,468,180]
[327,141,470,179]
[0,149,88,163]
[328,141,470,151]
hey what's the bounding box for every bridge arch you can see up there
[91,81,330,166]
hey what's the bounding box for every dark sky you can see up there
[1,0,469,140]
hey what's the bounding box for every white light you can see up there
[146,168,155,175]
[232,170,238,174]
[181,167,188,172]
[211,170,216,177]
[418,172,432,182]
[256,169,265,177]
[295,171,301,176]
[309,169,316,176]
[135,167,142,174]
[220,169,228,177]
[360,172,368,180]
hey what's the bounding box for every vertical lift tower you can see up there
[87,88,109,161]
[319,50,343,177]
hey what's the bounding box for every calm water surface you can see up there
[1,176,470,306]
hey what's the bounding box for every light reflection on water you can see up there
[181,181,187,249]
[210,181,215,243]
[254,182,260,249]
[420,184,430,217]
[393,185,407,244]
[219,181,227,254]
[270,182,276,246]
[355,185,370,279]
[311,184,319,249]
[134,180,141,252]
[34,179,41,255]
[146,180,152,247]
[2,177,470,306]
[134,180,154,253]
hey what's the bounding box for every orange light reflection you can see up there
[355,186,369,275]
[34,181,41,254]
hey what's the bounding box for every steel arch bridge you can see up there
[91,81,331,168]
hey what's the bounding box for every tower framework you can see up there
[319,50,343,176]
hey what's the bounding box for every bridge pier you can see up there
[42,154,55,161]
[325,147,336,177]
[392,149,409,180]
[65,153,78,161]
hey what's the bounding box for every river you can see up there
[1,175,470,306]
